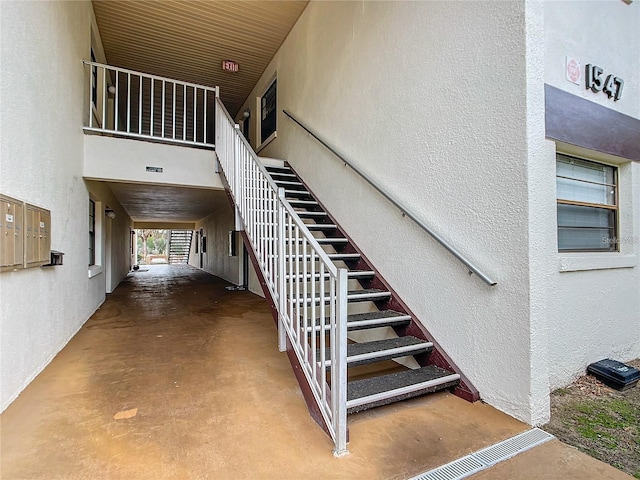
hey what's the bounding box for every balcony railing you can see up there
[83,61,217,148]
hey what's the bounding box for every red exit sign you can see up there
[222,60,239,72]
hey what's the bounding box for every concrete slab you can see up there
[471,439,633,480]
[0,265,625,479]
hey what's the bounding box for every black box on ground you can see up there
[587,359,640,391]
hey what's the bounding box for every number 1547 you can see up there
[585,64,624,101]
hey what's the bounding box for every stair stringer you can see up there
[284,163,480,403]
[220,180,343,443]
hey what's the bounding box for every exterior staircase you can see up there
[215,96,477,454]
[264,164,478,413]
[168,230,192,264]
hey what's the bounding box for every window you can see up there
[91,49,97,108]
[260,78,277,144]
[89,199,96,266]
[556,154,618,252]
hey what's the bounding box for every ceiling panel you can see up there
[92,1,308,117]
[107,182,229,223]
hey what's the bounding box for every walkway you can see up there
[1,265,630,479]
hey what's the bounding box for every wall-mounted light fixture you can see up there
[105,208,116,219]
[107,85,116,95]
[243,108,251,119]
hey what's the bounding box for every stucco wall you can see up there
[86,180,134,294]
[190,202,241,286]
[84,135,223,189]
[0,1,130,412]
[544,1,640,118]
[542,1,640,389]
[236,1,539,423]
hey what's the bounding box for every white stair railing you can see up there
[215,96,348,456]
[83,61,217,148]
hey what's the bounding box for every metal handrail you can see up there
[283,110,497,286]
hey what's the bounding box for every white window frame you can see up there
[88,198,104,278]
[555,143,638,273]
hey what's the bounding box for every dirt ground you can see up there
[544,358,640,479]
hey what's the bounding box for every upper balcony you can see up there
[84,61,217,149]
[82,62,224,191]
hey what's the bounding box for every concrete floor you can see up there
[1,265,630,479]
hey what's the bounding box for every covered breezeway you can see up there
[0,265,621,479]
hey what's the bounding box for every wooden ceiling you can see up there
[92,1,308,117]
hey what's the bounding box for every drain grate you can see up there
[473,428,554,466]
[409,428,555,480]
[410,455,485,480]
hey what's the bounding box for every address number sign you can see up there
[585,64,624,101]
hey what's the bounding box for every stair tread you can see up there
[274,180,304,186]
[346,336,430,358]
[347,365,458,406]
[282,237,346,243]
[264,165,291,171]
[348,310,410,322]
[290,289,390,304]
[306,224,337,230]
[348,288,391,299]
[346,270,375,277]
[297,211,328,217]
[322,336,432,368]
[307,309,410,332]
[286,253,359,259]
[284,189,310,194]
[286,270,374,280]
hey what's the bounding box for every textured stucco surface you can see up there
[543,1,640,390]
[189,202,241,286]
[235,0,640,425]
[84,135,223,189]
[544,1,640,118]
[86,180,134,294]
[0,1,131,412]
[524,0,553,424]
[237,1,536,423]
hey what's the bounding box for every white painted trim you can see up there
[558,254,637,272]
[256,131,277,154]
[88,265,103,278]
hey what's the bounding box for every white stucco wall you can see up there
[84,135,223,189]
[189,203,241,286]
[524,0,553,424]
[544,1,640,118]
[0,1,131,412]
[542,1,640,390]
[86,180,134,294]
[236,1,540,423]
